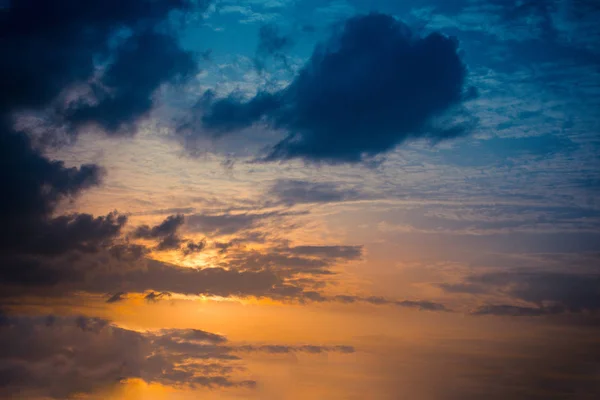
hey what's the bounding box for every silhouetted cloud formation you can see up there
[0,1,205,299]
[134,214,185,239]
[201,13,473,163]
[133,214,207,252]
[0,314,356,398]
[1,0,200,121]
[0,315,244,398]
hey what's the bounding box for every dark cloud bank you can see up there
[199,13,475,163]
[0,0,203,298]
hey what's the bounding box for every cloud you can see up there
[0,315,243,398]
[106,292,127,303]
[133,214,203,252]
[442,271,600,317]
[332,295,448,311]
[200,13,473,163]
[66,31,196,133]
[221,244,363,277]
[186,210,303,236]
[8,212,127,257]
[268,179,363,205]
[254,23,294,71]
[0,1,206,302]
[1,0,202,124]
[183,240,207,255]
[471,304,556,317]
[0,212,127,287]
[0,314,357,398]
[133,214,186,239]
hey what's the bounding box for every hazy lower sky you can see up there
[1,0,599,399]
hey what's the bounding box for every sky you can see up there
[1,0,599,399]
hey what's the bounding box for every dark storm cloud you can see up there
[268,179,363,205]
[66,31,196,133]
[0,124,102,220]
[200,13,473,163]
[0,1,206,296]
[0,0,200,112]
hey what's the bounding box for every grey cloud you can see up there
[133,214,203,253]
[0,315,245,398]
[133,214,185,240]
[442,270,600,317]
[222,245,363,277]
[472,304,553,317]
[331,295,449,311]
[0,315,356,398]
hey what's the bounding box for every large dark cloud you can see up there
[66,30,196,133]
[1,0,200,118]
[200,13,473,163]
[0,0,204,295]
[4,212,127,257]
